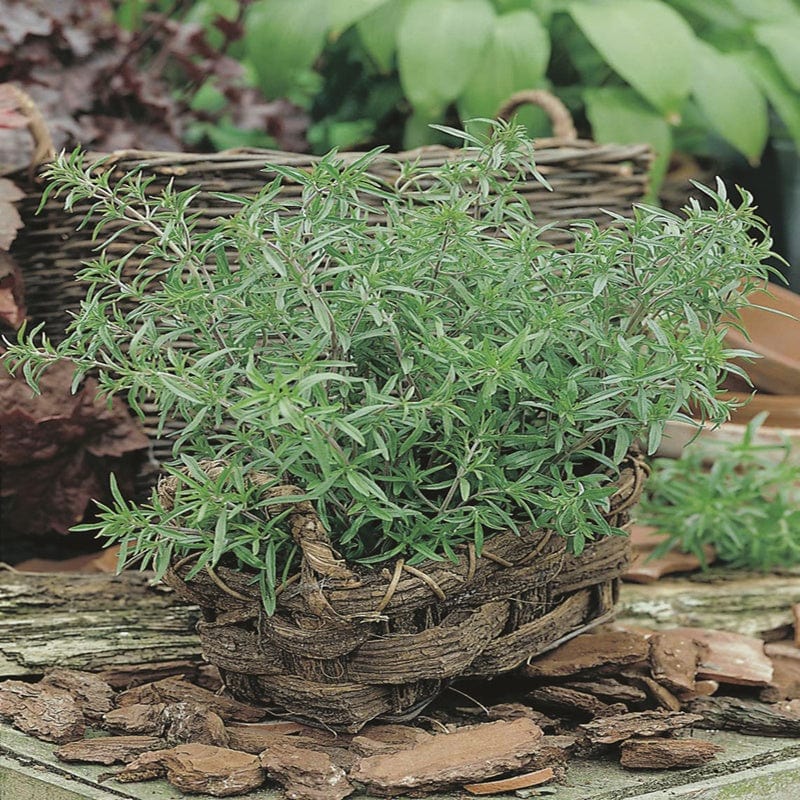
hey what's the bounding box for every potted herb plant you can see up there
[5,122,776,729]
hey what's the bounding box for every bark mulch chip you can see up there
[259,738,354,800]
[348,717,545,795]
[117,677,265,722]
[578,710,703,746]
[116,743,265,797]
[0,679,85,743]
[619,737,723,769]
[55,735,167,765]
[520,629,649,677]
[41,668,115,722]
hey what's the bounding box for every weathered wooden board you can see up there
[616,571,800,637]
[0,569,202,678]
[2,566,799,680]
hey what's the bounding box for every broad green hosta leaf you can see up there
[458,10,550,119]
[328,0,391,35]
[584,87,672,199]
[692,42,768,163]
[357,0,409,71]
[755,19,800,91]
[403,108,442,149]
[398,0,495,113]
[245,0,329,97]
[728,0,799,21]
[738,49,800,150]
[569,0,696,117]
[667,0,745,30]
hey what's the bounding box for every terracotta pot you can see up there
[658,417,800,464]
[719,391,800,428]
[722,283,800,394]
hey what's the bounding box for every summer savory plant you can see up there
[5,122,776,611]
[639,413,800,571]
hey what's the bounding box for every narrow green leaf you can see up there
[212,513,227,565]
[569,0,695,116]
[397,0,495,113]
[692,42,768,164]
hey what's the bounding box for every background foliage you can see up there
[639,414,800,571]
[232,0,800,194]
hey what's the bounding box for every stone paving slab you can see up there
[2,723,799,800]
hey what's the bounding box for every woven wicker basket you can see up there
[11,91,651,474]
[161,453,646,730]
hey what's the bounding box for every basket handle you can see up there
[497,89,577,141]
[7,84,55,169]
[250,474,359,583]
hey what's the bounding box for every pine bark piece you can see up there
[117,677,264,722]
[619,737,723,769]
[760,641,800,702]
[227,725,355,771]
[561,679,648,705]
[259,738,354,800]
[623,524,716,583]
[41,667,115,722]
[621,671,682,712]
[55,735,167,765]
[350,724,434,756]
[485,702,558,729]
[579,710,702,746]
[463,766,556,795]
[224,721,310,752]
[163,702,229,747]
[673,627,773,687]
[649,631,708,694]
[348,718,545,795]
[625,547,715,583]
[116,744,265,797]
[97,660,208,690]
[104,703,168,735]
[687,696,800,737]
[793,603,800,646]
[0,679,85,743]
[521,630,649,678]
[528,686,627,719]
[226,722,348,754]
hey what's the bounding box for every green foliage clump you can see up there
[237,0,800,190]
[638,414,800,570]
[5,123,776,611]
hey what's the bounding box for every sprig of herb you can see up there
[4,122,777,611]
[638,413,800,571]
